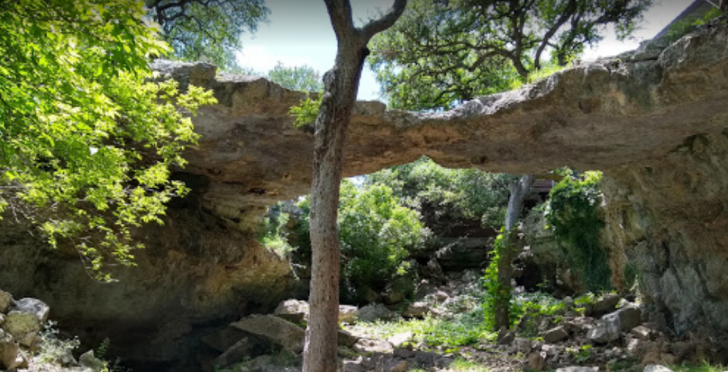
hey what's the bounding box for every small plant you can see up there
[39,320,81,365]
[289,93,322,128]
[666,8,722,42]
[572,344,593,364]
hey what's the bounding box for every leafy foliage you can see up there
[0,0,216,281]
[545,170,612,292]
[482,229,513,330]
[290,180,426,303]
[290,94,322,128]
[338,180,426,303]
[268,62,324,92]
[366,157,512,234]
[666,7,723,43]
[260,202,296,259]
[145,0,269,72]
[370,0,653,110]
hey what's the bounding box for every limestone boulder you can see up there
[230,314,305,353]
[274,299,309,323]
[542,326,569,343]
[587,304,642,344]
[357,304,395,323]
[0,291,11,314]
[0,337,20,370]
[1,312,41,346]
[339,305,358,324]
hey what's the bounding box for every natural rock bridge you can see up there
[1,23,728,371]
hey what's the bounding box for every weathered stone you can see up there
[387,332,413,348]
[353,338,393,354]
[2,23,728,368]
[631,326,653,340]
[556,367,599,372]
[338,329,359,348]
[202,327,249,353]
[588,294,621,317]
[0,314,4,326]
[357,304,395,323]
[588,305,642,344]
[528,352,546,371]
[339,305,358,324]
[214,338,255,368]
[644,365,674,372]
[0,339,19,370]
[274,299,309,323]
[80,350,106,371]
[0,291,11,314]
[231,314,305,353]
[497,328,515,345]
[343,358,366,372]
[542,326,569,343]
[402,302,433,318]
[386,359,408,372]
[393,348,415,359]
[1,312,40,343]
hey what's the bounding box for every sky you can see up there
[236,0,696,101]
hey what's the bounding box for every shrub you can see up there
[338,180,426,303]
[545,170,611,292]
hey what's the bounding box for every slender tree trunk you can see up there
[494,174,534,331]
[304,2,407,372]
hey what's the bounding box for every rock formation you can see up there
[1,20,728,371]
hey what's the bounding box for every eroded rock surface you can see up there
[0,21,727,372]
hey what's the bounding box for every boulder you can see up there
[353,338,393,354]
[0,291,11,314]
[0,314,4,326]
[213,338,256,368]
[1,312,41,344]
[201,327,250,353]
[386,359,408,372]
[387,332,413,348]
[338,329,359,348]
[13,298,50,323]
[339,305,358,324]
[556,367,599,372]
[79,350,106,371]
[644,365,674,372]
[0,338,20,370]
[587,304,642,344]
[402,302,433,318]
[528,352,546,371]
[231,314,305,353]
[588,294,621,317]
[497,328,515,345]
[542,326,569,343]
[357,304,395,323]
[631,325,653,340]
[274,299,309,323]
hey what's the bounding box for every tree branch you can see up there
[360,0,408,40]
[323,0,356,41]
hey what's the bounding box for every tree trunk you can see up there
[494,174,534,331]
[304,2,406,372]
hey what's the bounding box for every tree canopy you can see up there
[370,0,653,110]
[145,0,269,72]
[0,0,216,280]
[268,62,324,92]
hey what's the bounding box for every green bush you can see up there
[545,170,612,292]
[338,180,426,303]
[289,180,426,303]
[366,157,512,234]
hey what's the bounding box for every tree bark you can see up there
[494,174,534,331]
[303,2,406,372]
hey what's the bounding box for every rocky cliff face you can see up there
[1,20,728,370]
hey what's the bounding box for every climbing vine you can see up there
[482,228,514,330]
[545,170,612,292]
